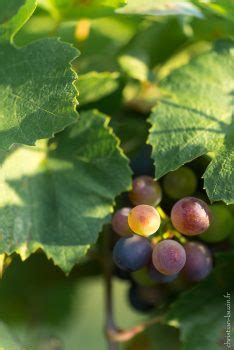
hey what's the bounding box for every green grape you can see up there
[131,267,156,287]
[163,166,197,199]
[200,204,233,243]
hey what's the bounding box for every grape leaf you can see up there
[0,322,21,350]
[117,0,203,18]
[78,72,119,105]
[0,0,36,43]
[194,0,234,22]
[0,38,79,151]
[166,253,234,350]
[38,0,126,20]
[148,40,234,204]
[0,110,131,273]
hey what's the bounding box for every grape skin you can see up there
[128,204,161,237]
[112,207,133,237]
[163,166,197,199]
[129,176,162,206]
[148,262,178,284]
[152,239,186,275]
[200,204,233,243]
[183,242,213,281]
[128,284,162,313]
[171,197,211,235]
[113,235,152,272]
[131,267,156,287]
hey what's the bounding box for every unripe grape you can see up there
[112,208,133,237]
[152,239,186,275]
[129,176,162,206]
[171,197,211,235]
[113,236,152,272]
[131,267,156,287]
[128,205,161,237]
[200,204,232,243]
[163,166,197,199]
[183,241,213,281]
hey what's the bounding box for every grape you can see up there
[183,242,213,281]
[163,166,197,199]
[152,239,186,275]
[128,284,162,313]
[148,262,178,284]
[128,205,161,237]
[114,266,132,281]
[129,176,162,206]
[112,208,133,237]
[113,235,152,272]
[131,267,156,286]
[171,197,211,235]
[200,204,233,243]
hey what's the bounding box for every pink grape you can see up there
[129,176,162,206]
[171,197,211,235]
[112,208,133,237]
[152,239,186,275]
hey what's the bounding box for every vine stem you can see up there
[102,227,119,350]
[102,227,164,349]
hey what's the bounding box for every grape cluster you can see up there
[111,169,232,313]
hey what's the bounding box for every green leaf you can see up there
[194,0,234,23]
[0,0,37,43]
[0,38,79,151]
[78,72,119,106]
[148,40,234,204]
[0,110,131,273]
[117,0,203,18]
[166,253,234,350]
[0,322,21,350]
[119,53,149,82]
[38,0,126,20]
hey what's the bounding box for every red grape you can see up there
[171,197,211,235]
[112,207,133,237]
[129,176,162,206]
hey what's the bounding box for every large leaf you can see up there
[0,0,36,43]
[0,110,131,273]
[0,38,79,151]
[0,322,21,350]
[117,0,203,18]
[38,0,126,20]
[148,40,234,204]
[166,253,234,350]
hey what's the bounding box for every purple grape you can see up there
[128,284,162,313]
[112,207,133,237]
[148,262,178,284]
[113,236,152,272]
[129,176,162,206]
[152,239,186,275]
[183,241,213,281]
[171,197,211,235]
